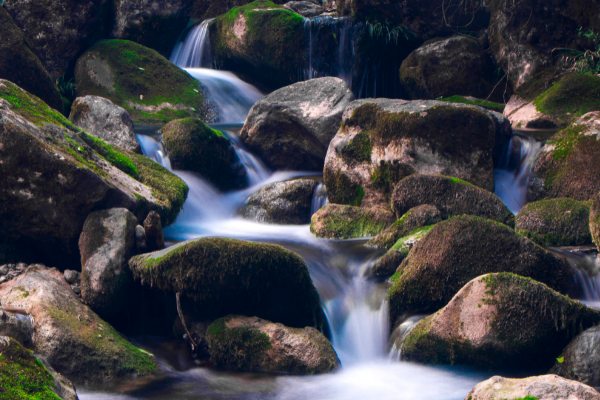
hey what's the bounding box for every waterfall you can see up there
[388,315,427,361]
[311,182,328,215]
[136,134,172,171]
[170,19,214,68]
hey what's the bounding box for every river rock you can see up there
[0,266,157,383]
[402,273,600,369]
[161,118,246,191]
[242,179,318,224]
[310,204,396,239]
[63,270,80,285]
[550,324,600,387]
[0,336,79,400]
[240,77,355,171]
[284,1,325,17]
[70,96,141,153]
[129,238,324,329]
[323,99,512,207]
[367,204,441,249]
[144,211,165,251]
[529,111,600,202]
[388,215,574,324]
[75,40,207,124]
[399,36,504,102]
[392,174,515,227]
[79,208,138,319]
[206,315,340,374]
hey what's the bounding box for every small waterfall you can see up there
[170,19,214,68]
[311,182,328,215]
[136,134,172,171]
[388,315,427,361]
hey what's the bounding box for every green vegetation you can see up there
[341,132,372,163]
[554,28,600,75]
[440,95,505,113]
[371,160,415,202]
[81,132,139,178]
[366,20,415,45]
[323,169,365,206]
[310,204,395,239]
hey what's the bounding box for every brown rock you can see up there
[144,210,165,251]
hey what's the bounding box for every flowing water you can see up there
[170,19,215,69]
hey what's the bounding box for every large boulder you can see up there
[402,273,600,369]
[388,216,574,324]
[70,96,141,153]
[242,179,318,224]
[129,238,324,329]
[0,80,187,268]
[79,208,138,319]
[75,40,207,124]
[0,7,63,112]
[551,324,600,387]
[0,266,157,383]
[399,36,504,102]
[323,99,512,207]
[206,315,340,374]
[528,111,600,202]
[310,204,396,239]
[466,375,600,400]
[161,118,246,191]
[392,174,514,227]
[516,198,592,246]
[240,77,355,171]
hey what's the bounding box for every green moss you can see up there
[341,131,372,163]
[514,68,563,101]
[440,95,505,113]
[80,132,139,178]
[389,225,434,256]
[310,204,394,239]
[323,169,364,207]
[371,160,415,201]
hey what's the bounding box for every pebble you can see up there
[64,270,80,284]
[71,286,81,295]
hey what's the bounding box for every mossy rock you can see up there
[591,196,600,253]
[206,315,340,374]
[129,238,324,329]
[75,40,207,124]
[310,204,396,239]
[516,198,592,246]
[161,118,246,191]
[388,215,574,326]
[402,273,600,370]
[209,0,306,90]
[440,96,505,113]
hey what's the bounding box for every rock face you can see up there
[70,96,141,153]
[75,40,207,124]
[241,77,355,171]
[402,273,600,369]
[0,266,156,383]
[388,215,573,324]
[0,336,79,400]
[143,211,165,251]
[466,375,600,400]
[79,208,138,319]
[242,179,318,224]
[161,118,246,191]
[310,204,396,239]
[323,99,512,208]
[551,324,600,387]
[529,111,600,202]
[399,36,503,102]
[129,238,324,329]
[516,198,592,246]
[206,315,340,374]
[284,1,325,17]
[0,7,63,112]
[392,174,514,227]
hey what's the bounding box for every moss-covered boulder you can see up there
[206,315,340,374]
[242,179,318,224]
[440,96,505,113]
[129,238,324,329]
[209,0,306,90]
[591,196,600,253]
[310,204,396,239]
[0,7,63,112]
[75,40,207,124]
[0,266,157,383]
[550,324,600,387]
[0,336,78,400]
[367,204,441,249]
[529,112,600,202]
[161,118,247,191]
[399,36,505,103]
[392,174,515,227]
[402,273,600,369]
[388,216,573,325]
[516,198,592,246]
[189,0,286,20]
[323,99,512,208]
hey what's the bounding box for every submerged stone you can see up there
[310,204,396,239]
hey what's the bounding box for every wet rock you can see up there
[392,174,514,227]
[143,211,165,252]
[310,204,396,239]
[551,324,600,387]
[69,96,141,153]
[135,225,147,252]
[402,273,600,369]
[63,270,80,285]
[161,118,247,191]
[529,111,600,202]
[129,238,325,329]
[284,1,325,17]
[323,99,512,208]
[241,77,355,171]
[0,266,156,383]
[79,208,138,319]
[0,307,33,348]
[206,315,340,374]
[399,36,505,103]
[242,179,318,224]
[367,205,442,249]
[388,215,574,324]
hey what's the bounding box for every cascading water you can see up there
[311,182,328,215]
[170,19,214,68]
